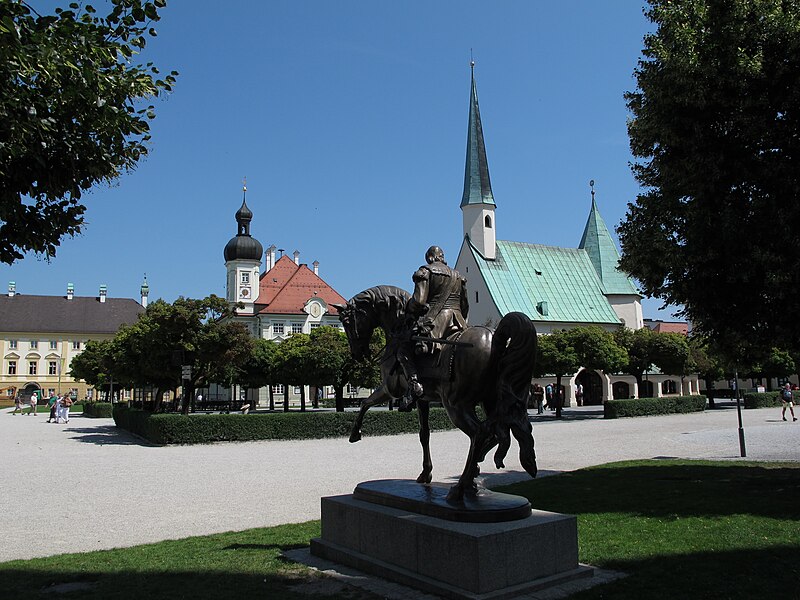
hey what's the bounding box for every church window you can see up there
[8,360,16,375]
[484,215,492,228]
[292,323,303,334]
[28,361,37,375]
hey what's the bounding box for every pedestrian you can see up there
[58,395,73,424]
[780,383,797,422]
[53,395,64,423]
[11,394,24,415]
[531,383,544,415]
[46,393,58,423]
[28,391,38,416]
[545,384,553,410]
[575,383,584,407]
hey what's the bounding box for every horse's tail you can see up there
[486,311,538,478]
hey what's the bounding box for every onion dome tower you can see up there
[224,180,263,314]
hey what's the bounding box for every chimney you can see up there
[99,284,107,303]
[140,275,149,308]
[312,260,319,276]
[266,244,276,271]
[293,250,300,265]
[67,283,74,300]
[8,281,15,297]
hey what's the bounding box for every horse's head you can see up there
[331,299,374,361]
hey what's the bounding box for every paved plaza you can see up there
[1,404,798,563]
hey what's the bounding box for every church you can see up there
[454,66,698,404]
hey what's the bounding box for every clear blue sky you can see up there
[3,1,679,319]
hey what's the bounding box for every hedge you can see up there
[112,404,458,445]
[82,402,113,418]
[742,391,798,409]
[604,395,707,419]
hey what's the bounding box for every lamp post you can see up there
[733,369,746,457]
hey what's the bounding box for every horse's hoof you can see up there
[494,458,506,469]
[349,433,361,443]
[446,486,463,503]
[416,472,432,484]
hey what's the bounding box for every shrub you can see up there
[604,395,707,419]
[112,405,458,445]
[742,391,796,409]
[82,402,113,418]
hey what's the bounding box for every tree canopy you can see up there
[619,0,800,356]
[0,0,177,263]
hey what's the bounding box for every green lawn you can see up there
[0,460,797,599]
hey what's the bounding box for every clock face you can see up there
[309,303,321,318]
[240,287,251,299]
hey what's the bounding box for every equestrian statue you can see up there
[332,246,538,502]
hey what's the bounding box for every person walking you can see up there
[545,384,553,410]
[780,383,797,422]
[58,395,73,424]
[11,394,24,415]
[46,393,58,423]
[28,391,38,416]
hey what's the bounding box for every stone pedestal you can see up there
[311,488,592,600]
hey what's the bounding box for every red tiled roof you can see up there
[254,255,346,315]
[651,322,689,335]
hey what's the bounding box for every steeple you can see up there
[460,61,497,260]
[578,180,639,296]
[461,62,495,209]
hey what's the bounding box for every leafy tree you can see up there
[688,334,725,407]
[84,296,252,412]
[619,0,800,356]
[272,333,310,412]
[567,326,628,374]
[235,338,277,406]
[615,327,690,396]
[305,326,350,412]
[0,0,177,263]
[69,338,114,389]
[745,347,796,391]
[534,330,581,419]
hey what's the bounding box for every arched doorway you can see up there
[612,381,630,399]
[576,369,604,405]
[640,380,654,398]
[22,382,41,401]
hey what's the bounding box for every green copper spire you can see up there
[460,62,495,208]
[578,181,639,296]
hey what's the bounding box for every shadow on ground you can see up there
[66,425,156,447]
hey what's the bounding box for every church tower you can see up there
[461,62,496,260]
[224,183,263,315]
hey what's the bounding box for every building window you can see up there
[291,323,303,335]
[475,291,479,303]
[661,380,678,395]
[6,388,14,397]
[47,388,55,397]
[48,361,58,375]
[8,360,16,375]
[50,340,58,350]
[347,384,359,397]
[9,340,17,350]
[272,384,284,395]
[241,272,250,284]
[272,322,284,335]
[30,340,38,349]
[28,361,37,375]
[293,386,301,395]
[310,323,321,331]
[485,215,493,228]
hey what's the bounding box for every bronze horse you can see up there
[332,285,538,501]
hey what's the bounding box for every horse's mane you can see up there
[350,285,411,324]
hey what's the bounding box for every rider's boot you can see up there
[398,376,423,412]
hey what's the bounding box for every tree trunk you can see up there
[312,385,319,409]
[153,387,163,413]
[706,378,715,409]
[335,385,345,412]
[283,384,289,412]
[300,385,306,412]
[269,386,274,411]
